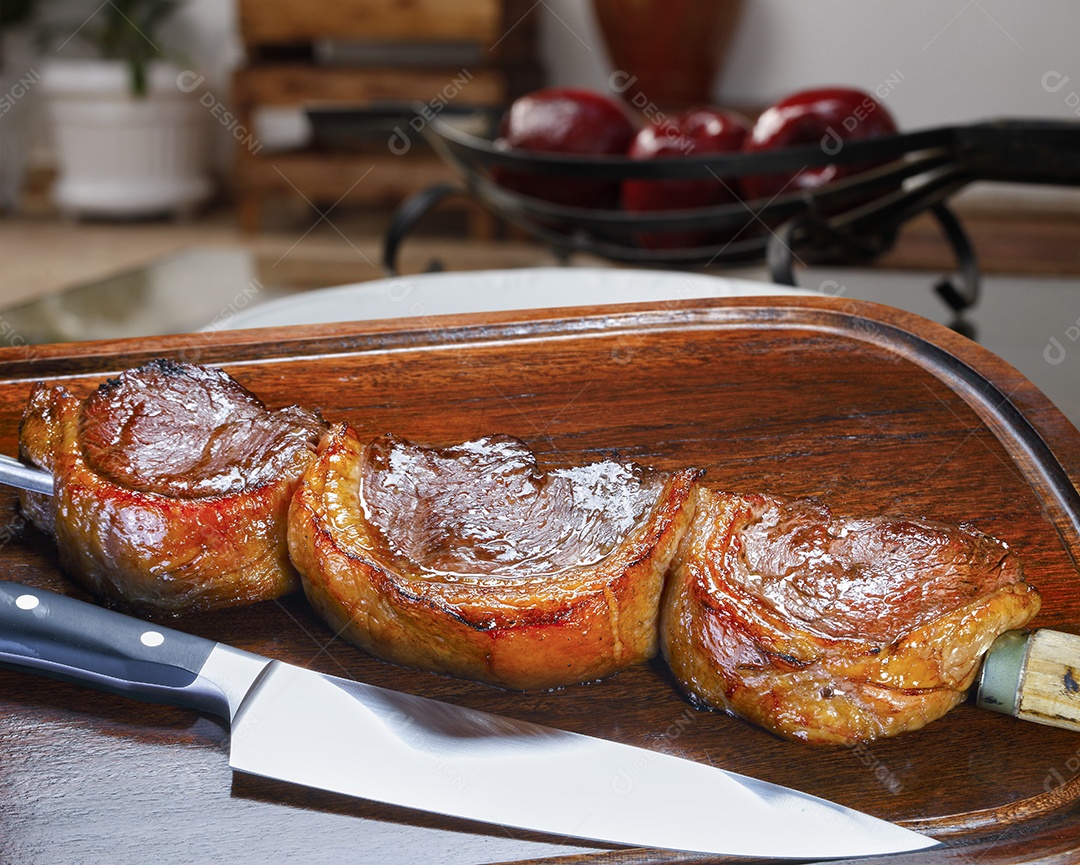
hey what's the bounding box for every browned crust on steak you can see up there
[661,488,1041,745]
[288,423,701,690]
[18,360,326,613]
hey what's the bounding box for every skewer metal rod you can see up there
[0,454,55,496]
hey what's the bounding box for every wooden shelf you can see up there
[237,0,503,45]
[231,0,539,232]
[233,65,506,108]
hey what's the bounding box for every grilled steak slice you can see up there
[18,359,326,613]
[661,489,1041,745]
[289,425,701,690]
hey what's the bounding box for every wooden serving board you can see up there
[1,296,1078,865]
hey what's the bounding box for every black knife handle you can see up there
[0,580,235,718]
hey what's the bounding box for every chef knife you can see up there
[0,579,936,859]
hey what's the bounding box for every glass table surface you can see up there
[0,248,1076,428]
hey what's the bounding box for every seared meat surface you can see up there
[79,360,321,498]
[361,433,673,577]
[19,359,326,613]
[662,489,1041,745]
[289,426,701,689]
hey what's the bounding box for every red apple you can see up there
[492,87,637,209]
[621,107,749,248]
[742,87,898,201]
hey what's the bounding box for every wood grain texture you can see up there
[237,0,502,45]
[0,297,1078,864]
[1018,630,1080,732]
[231,66,506,110]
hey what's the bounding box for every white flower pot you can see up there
[41,60,212,218]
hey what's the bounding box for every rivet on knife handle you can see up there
[977,629,1080,732]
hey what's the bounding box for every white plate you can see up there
[216,268,815,331]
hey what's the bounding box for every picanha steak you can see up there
[661,488,1042,745]
[288,425,701,690]
[18,358,326,613]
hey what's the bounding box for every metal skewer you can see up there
[0,454,55,496]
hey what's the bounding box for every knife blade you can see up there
[0,580,938,858]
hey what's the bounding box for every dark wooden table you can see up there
[1,297,1078,864]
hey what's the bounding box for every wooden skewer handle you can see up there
[976,629,1080,732]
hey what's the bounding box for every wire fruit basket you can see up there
[362,105,1079,313]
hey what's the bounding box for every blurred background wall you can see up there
[539,0,1080,127]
